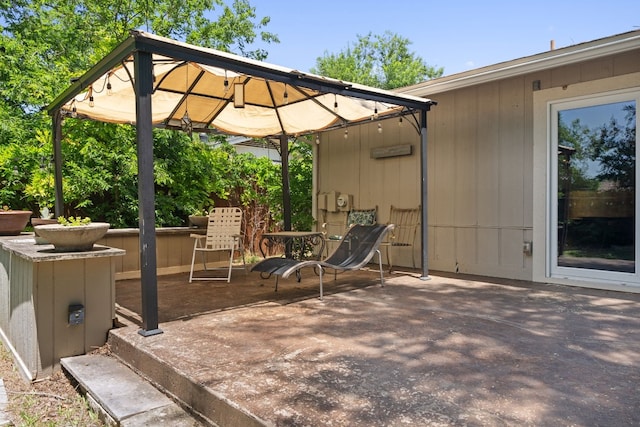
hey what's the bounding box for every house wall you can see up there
[316,48,640,282]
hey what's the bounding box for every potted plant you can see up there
[0,205,33,236]
[188,207,211,228]
[33,216,110,252]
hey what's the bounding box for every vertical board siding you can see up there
[315,51,637,279]
[454,87,478,226]
[498,77,526,228]
[476,84,501,228]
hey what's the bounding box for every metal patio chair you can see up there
[321,206,377,256]
[383,205,421,272]
[251,224,394,300]
[189,207,246,283]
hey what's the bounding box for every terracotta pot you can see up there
[0,210,33,236]
[34,222,110,252]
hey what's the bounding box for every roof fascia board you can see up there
[402,32,640,96]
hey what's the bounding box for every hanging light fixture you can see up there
[223,70,229,93]
[377,123,383,134]
[234,82,245,108]
[88,87,94,107]
[398,117,404,127]
[181,64,192,133]
[181,110,192,133]
[344,128,348,140]
[334,94,338,112]
[283,84,289,105]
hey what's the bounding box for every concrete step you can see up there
[106,329,267,427]
[61,354,204,426]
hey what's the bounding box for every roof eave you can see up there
[401,30,640,97]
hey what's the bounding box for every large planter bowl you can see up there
[188,215,209,228]
[34,222,110,252]
[31,218,60,244]
[0,210,33,236]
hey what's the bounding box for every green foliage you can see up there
[311,31,443,89]
[0,1,315,241]
[57,216,92,226]
[0,0,288,230]
[288,138,314,231]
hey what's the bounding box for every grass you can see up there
[562,245,634,260]
[0,340,104,426]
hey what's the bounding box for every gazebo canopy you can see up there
[48,31,434,138]
[46,30,435,335]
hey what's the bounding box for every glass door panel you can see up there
[556,100,636,274]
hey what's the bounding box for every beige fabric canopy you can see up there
[62,32,429,138]
[48,30,435,335]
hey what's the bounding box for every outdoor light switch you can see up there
[68,304,85,325]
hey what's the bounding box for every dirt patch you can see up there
[0,341,105,426]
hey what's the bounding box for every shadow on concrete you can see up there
[111,269,640,426]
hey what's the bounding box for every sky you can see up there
[242,0,640,77]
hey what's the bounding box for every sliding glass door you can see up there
[551,91,638,281]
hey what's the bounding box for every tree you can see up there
[589,104,636,189]
[310,31,443,89]
[0,0,281,224]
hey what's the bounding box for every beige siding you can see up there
[100,228,212,279]
[316,48,640,281]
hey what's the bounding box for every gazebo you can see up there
[46,30,436,335]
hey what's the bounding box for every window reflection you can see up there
[557,101,636,273]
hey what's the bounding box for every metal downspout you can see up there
[420,108,430,280]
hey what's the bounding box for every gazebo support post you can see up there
[52,109,64,217]
[134,50,162,336]
[280,134,293,256]
[420,108,430,281]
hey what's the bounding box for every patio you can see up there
[108,268,640,426]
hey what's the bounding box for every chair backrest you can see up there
[388,205,420,245]
[205,207,243,250]
[325,224,393,269]
[347,207,377,227]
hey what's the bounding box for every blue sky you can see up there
[243,0,639,77]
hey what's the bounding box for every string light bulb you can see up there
[283,84,289,105]
[398,117,403,127]
[223,70,229,93]
[88,87,94,107]
[377,123,383,134]
[344,128,348,139]
[334,94,338,112]
[106,74,113,95]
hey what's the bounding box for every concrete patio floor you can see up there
[109,267,640,426]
